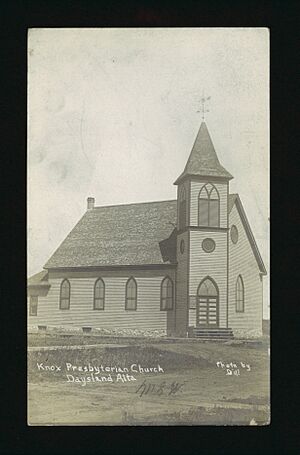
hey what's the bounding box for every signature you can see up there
[135,379,185,397]
[216,361,251,376]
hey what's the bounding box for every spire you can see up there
[174,121,233,184]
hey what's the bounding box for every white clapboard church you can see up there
[28,120,267,339]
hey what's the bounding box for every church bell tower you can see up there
[174,119,233,336]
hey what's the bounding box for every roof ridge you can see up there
[93,199,177,210]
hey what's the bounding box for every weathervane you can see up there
[197,92,211,121]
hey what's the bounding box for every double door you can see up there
[196,296,219,327]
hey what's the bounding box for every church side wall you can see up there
[190,180,228,228]
[175,230,189,337]
[28,268,176,336]
[228,205,263,338]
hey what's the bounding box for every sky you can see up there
[28,28,269,317]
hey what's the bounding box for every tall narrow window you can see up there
[94,278,105,310]
[198,183,220,227]
[29,296,38,316]
[209,187,220,227]
[125,277,137,310]
[198,185,209,226]
[60,279,70,309]
[161,276,174,310]
[236,275,245,312]
[179,186,187,230]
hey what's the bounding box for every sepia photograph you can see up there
[27,27,270,425]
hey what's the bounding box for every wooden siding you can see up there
[175,230,189,336]
[189,230,227,327]
[190,180,228,228]
[177,181,190,228]
[188,308,197,326]
[28,271,176,333]
[228,204,263,337]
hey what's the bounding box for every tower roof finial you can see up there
[197,91,211,121]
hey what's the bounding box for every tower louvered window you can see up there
[198,183,220,227]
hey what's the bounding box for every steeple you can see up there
[174,121,233,184]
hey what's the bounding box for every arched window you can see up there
[198,183,220,227]
[161,276,174,310]
[198,277,218,297]
[179,186,187,230]
[125,277,137,310]
[94,278,105,310]
[236,275,245,312]
[60,279,70,310]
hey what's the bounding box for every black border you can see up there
[1,1,299,454]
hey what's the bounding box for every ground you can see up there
[28,332,270,425]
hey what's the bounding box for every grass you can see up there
[28,332,269,347]
[28,332,141,347]
[28,334,270,426]
[122,405,269,425]
[28,344,207,383]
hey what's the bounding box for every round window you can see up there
[230,225,239,244]
[202,238,216,253]
[180,239,185,254]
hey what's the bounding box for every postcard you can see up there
[27,27,270,425]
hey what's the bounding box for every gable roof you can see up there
[229,194,267,275]
[44,200,178,269]
[175,122,233,183]
[44,194,266,275]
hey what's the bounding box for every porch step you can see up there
[191,327,234,340]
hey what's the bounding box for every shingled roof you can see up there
[44,200,178,269]
[28,270,50,287]
[43,194,266,275]
[175,122,233,183]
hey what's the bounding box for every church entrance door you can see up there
[196,277,219,327]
